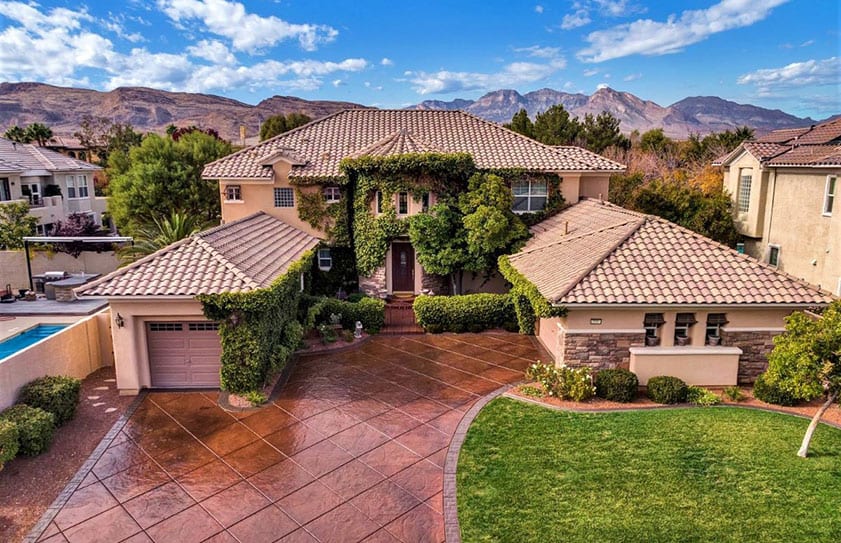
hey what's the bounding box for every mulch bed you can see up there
[0,366,133,542]
[510,383,841,427]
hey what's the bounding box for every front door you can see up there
[392,242,415,292]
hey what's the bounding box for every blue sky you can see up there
[0,0,838,118]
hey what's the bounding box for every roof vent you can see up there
[321,151,330,161]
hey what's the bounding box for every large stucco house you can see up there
[715,118,841,295]
[0,137,104,233]
[511,198,834,386]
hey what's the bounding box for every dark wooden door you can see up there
[392,242,415,292]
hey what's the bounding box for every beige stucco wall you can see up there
[0,310,112,409]
[629,347,741,386]
[578,174,610,202]
[108,299,210,394]
[0,250,121,291]
[536,317,564,362]
[723,151,768,239]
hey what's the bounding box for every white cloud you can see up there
[561,10,590,29]
[623,72,642,81]
[593,0,639,17]
[332,79,345,87]
[156,0,338,52]
[514,45,563,59]
[103,15,145,43]
[737,57,839,89]
[596,83,610,90]
[380,57,394,66]
[408,60,564,95]
[578,0,789,63]
[187,39,236,65]
[583,68,599,77]
[534,4,544,14]
[364,81,383,91]
[800,39,814,47]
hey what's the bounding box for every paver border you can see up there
[442,383,517,543]
[23,391,148,543]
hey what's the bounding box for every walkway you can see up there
[31,333,545,543]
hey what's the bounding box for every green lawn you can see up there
[457,398,841,543]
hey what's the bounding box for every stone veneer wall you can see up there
[421,271,450,296]
[721,330,777,384]
[359,266,388,299]
[562,332,645,371]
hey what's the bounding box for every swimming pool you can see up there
[0,324,69,360]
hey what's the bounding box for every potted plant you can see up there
[645,336,660,347]
[707,335,721,346]
[675,335,690,346]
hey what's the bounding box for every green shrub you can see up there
[19,375,81,426]
[305,296,385,333]
[413,293,516,333]
[243,391,267,406]
[594,369,639,403]
[686,386,721,406]
[346,292,367,303]
[0,419,19,466]
[646,376,688,404]
[525,363,595,402]
[723,386,746,402]
[0,405,55,456]
[752,372,799,406]
[519,385,545,398]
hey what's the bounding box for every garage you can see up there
[146,321,222,388]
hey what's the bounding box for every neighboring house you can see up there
[78,109,624,394]
[44,135,89,161]
[203,109,624,297]
[715,118,841,295]
[0,137,104,233]
[510,198,834,386]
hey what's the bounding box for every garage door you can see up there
[146,322,222,388]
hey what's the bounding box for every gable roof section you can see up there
[718,118,841,168]
[0,138,100,173]
[203,109,625,180]
[509,199,834,306]
[78,212,319,297]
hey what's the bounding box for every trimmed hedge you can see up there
[0,419,19,466]
[305,296,386,333]
[753,372,799,406]
[0,405,55,456]
[413,294,516,333]
[594,369,639,403]
[646,376,688,404]
[19,375,81,426]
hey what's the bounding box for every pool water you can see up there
[0,324,69,360]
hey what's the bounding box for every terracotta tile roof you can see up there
[0,158,22,173]
[713,141,787,166]
[793,118,841,145]
[203,110,625,180]
[0,138,100,173]
[509,199,834,306]
[78,213,319,297]
[349,129,442,158]
[716,117,841,168]
[765,145,841,167]
[755,127,810,143]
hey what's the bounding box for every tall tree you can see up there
[639,128,674,155]
[532,105,581,146]
[24,123,53,146]
[762,301,841,457]
[107,132,232,236]
[50,213,107,257]
[581,112,630,153]
[3,125,29,143]
[0,202,37,249]
[259,113,312,141]
[504,108,535,139]
[74,116,143,166]
[118,212,201,263]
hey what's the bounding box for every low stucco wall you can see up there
[0,250,121,291]
[0,309,112,409]
[629,346,741,386]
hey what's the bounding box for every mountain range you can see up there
[0,82,821,142]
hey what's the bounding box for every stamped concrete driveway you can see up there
[34,333,544,543]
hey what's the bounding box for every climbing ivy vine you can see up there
[498,254,566,334]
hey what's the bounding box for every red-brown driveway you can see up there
[34,333,544,543]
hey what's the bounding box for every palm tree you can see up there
[3,125,30,143]
[24,123,53,146]
[118,212,201,264]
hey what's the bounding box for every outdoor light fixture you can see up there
[354,321,363,339]
[115,313,125,328]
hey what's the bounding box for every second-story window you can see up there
[737,168,752,213]
[375,191,383,214]
[77,175,89,198]
[643,313,664,346]
[317,248,332,271]
[398,192,409,215]
[323,186,341,203]
[420,192,430,212]
[225,185,242,201]
[274,187,294,208]
[66,175,76,199]
[823,175,836,216]
[674,313,697,345]
[767,244,781,267]
[512,179,548,213]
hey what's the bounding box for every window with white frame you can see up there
[66,175,76,199]
[643,313,664,346]
[512,179,548,213]
[274,187,294,207]
[737,168,752,213]
[705,313,728,345]
[767,244,781,267]
[317,248,332,271]
[77,175,89,198]
[224,185,242,201]
[323,186,341,204]
[397,192,409,215]
[823,175,836,216]
[674,313,696,345]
